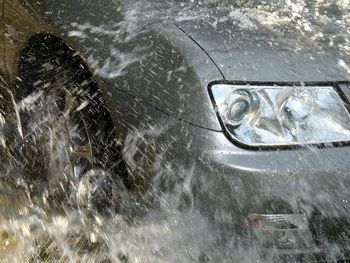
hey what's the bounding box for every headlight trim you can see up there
[208,81,350,150]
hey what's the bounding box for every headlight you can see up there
[210,83,350,147]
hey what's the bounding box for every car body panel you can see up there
[5,0,223,131]
[149,0,350,82]
[176,18,350,82]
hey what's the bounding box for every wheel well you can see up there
[17,33,95,99]
[16,33,133,190]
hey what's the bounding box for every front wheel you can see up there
[15,37,130,213]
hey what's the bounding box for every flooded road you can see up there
[1,0,350,262]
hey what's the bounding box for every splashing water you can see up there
[1,81,348,262]
[0,79,271,262]
[1,82,350,262]
[1,1,350,262]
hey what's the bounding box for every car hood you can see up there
[174,5,350,82]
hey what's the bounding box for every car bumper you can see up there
[178,127,350,260]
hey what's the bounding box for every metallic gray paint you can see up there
[2,0,350,258]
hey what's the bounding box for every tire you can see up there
[15,35,129,213]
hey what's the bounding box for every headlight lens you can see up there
[211,84,350,147]
[224,89,254,126]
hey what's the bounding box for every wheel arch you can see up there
[15,32,134,190]
[16,33,99,96]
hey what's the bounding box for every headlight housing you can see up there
[210,83,350,147]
